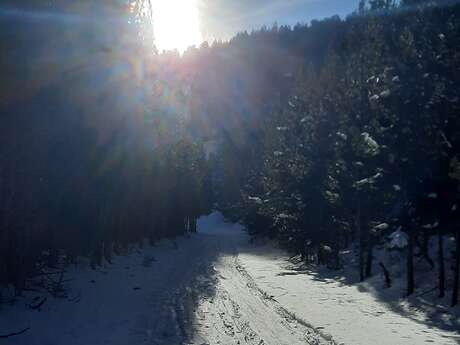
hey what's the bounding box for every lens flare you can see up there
[152,0,202,53]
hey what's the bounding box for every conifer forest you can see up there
[1,1,460,344]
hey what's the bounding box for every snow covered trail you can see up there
[190,227,330,345]
[1,212,459,345]
[0,213,327,345]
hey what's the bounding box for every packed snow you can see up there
[1,212,459,345]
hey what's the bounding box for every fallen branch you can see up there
[28,297,47,311]
[68,293,81,303]
[415,286,438,298]
[0,327,30,338]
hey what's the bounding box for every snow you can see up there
[373,223,389,231]
[248,196,263,204]
[441,132,452,148]
[239,245,460,345]
[422,221,439,229]
[1,235,214,345]
[354,172,382,188]
[336,131,347,140]
[369,94,380,101]
[388,229,408,249]
[379,89,391,98]
[276,213,296,220]
[361,132,380,156]
[325,190,339,203]
[1,213,459,345]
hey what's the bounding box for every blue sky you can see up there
[198,0,360,41]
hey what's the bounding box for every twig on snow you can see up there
[0,327,30,338]
[415,286,438,298]
[28,297,47,310]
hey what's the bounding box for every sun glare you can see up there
[152,0,203,53]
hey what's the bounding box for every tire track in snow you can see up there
[193,248,335,345]
[233,260,338,345]
[130,226,335,345]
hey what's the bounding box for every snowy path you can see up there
[1,213,459,345]
[190,236,330,345]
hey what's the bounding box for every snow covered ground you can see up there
[239,247,460,345]
[1,212,459,344]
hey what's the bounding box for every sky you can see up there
[0,1,361,53]
[197,0,360,42]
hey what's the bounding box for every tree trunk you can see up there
[190,217,197,233]
[379,262,391,288]
[357,203,365,282]
[407,228,415,296]
[438,229,445,298]
[90,242,103,269]
[420,231,435,269]
[365,238,373,278]
[451,228,460,306]
[103,241,112,264]
[184,217,189,233]
[300,245,306,262]
[333,245,340,270]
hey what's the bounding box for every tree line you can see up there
[0,1,212,296]
[2,0,460,308]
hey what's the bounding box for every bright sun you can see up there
[152,0,203,53]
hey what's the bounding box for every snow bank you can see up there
[238,245,460,345]
[0,226,223,345]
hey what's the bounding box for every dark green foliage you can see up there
[184,1,460,298]
[2,0,460,305]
